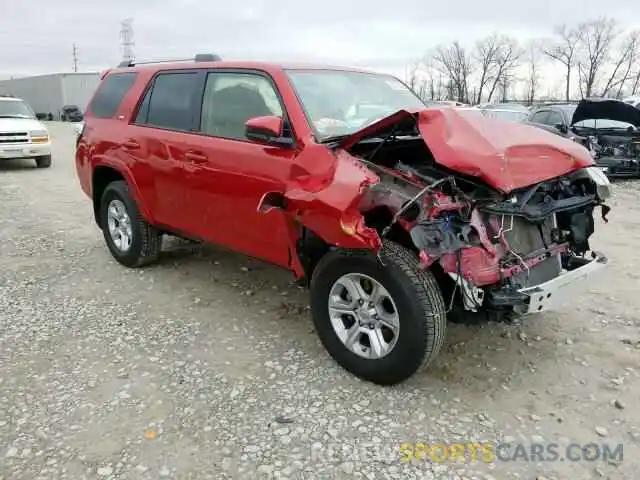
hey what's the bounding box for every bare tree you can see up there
[405,62,420,91]
[525,40,542,104]
[473,34,501,103]
[632,69,640,96]
[576,17,618,97]
[431,42,474,103]
[600,30,640,97]
[417,57,448,101]
[543,25,580,101]
[486,36,522,102]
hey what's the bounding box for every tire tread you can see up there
[380,240,447,371]
[101,180,160,267]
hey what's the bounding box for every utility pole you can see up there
[72,43,79,72]
[120,18,135,64]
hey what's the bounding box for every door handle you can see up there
[122,139,140,150]
[185,151,208,164]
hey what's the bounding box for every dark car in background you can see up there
[526,99,640,178]
[60,105,84,122]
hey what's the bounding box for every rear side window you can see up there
[135,72,199,131]
[88,72,137,118]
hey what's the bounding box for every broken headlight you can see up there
[584,166,611,201]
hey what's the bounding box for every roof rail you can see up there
[118,53,222,68]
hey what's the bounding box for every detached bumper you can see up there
[517,253,608,314]
[0,142,51,159]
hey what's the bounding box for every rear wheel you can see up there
[35,155,51,168]
[310,241,447,385]
[99,180,161,267]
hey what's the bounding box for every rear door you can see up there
[127,70,204,233]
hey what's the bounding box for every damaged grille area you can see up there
[500,215,562,289]
[346,118,609,317]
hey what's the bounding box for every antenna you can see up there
[120,18,135,64]
[72,43,79,72]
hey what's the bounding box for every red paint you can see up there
[77,60,593,281]
[339,108,595,193]
[245,115,283,137]
[439,246,503,286]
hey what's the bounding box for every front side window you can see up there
[88,72,137,118]
[530,111,550,124]
[0,99,35,119]
[546,111,564,126]
[137,72,199,131]
[199,72,284,140]
[285,69,426,140]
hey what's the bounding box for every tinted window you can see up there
[546,111,564,126]
[140,72,199,131]
[530,111,550,124]
[200,72,284,140]
[88,72,137,118]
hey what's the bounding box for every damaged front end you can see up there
[355,159,610,318]
[408,167,610,316]
[335,109,612,319]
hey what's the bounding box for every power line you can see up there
[72,43,79,72]
[120,18,135,63]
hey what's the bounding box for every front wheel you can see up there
[35,155,51,168]
[310,241,447,385]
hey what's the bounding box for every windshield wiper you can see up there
[0,115,30,119]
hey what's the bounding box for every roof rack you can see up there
[117,53,222,68]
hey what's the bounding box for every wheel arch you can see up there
[91,164,152,228]
[295,204,454,301]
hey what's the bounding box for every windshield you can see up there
[0,99,35,119]
[285,69,426,140]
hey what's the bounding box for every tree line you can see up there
[406,17,640,105]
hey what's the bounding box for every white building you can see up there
[0,72,101,119]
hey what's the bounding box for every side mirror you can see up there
[555,123,568,134]
[245,115,293,147]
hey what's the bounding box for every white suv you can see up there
[0,95,52,168]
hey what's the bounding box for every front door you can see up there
[183,70,297,268]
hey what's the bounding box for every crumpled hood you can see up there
[571,98,640,127]
[338,108,595,193]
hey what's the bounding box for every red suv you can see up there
[76,54,611,385]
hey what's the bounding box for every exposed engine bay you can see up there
[571,98,640,177]
[345,130,611,320]
[584,132,640,176]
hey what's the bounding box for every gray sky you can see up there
[1,0,638,85]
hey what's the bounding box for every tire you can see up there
[35,155,52,168]
[310,240,447,385]
[99,180,161,268]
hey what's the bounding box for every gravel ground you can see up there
[1,123,639,480]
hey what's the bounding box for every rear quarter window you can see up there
[88,72,138,118]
